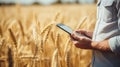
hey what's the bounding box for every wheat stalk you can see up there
[51,49,58,67]
[55,33,59,49]
[34,14,41,34]
[76,16,87,29]
[7,19,17,29]
[0,25,3,37]
[66,51,70,67]
[66,47,71,67]
[0,38,5,51]
[50,31,55,44]
[40,23,54,34]
[40,37,44,53]
[7,47,13,67]
[54,12,61,21]
[0,19,5,27]
[88,20,96,31]
[8,29,17,47]
[60,16,65,24]
[64,38,71,54]
[43,27,51,43]
[32,27,40,60]
[55,33,62,57]
[18,20,25,37]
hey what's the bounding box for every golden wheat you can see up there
[40,23,54,35]
[0,4,96,67]
[8,29,17,47]
[76,16,88,29]
[51,49,57,67]
[0,25,3,37]
[18,20,25,37]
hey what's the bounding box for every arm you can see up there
[71,1,120,52]
[91,40,111,51]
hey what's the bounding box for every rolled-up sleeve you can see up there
[109,36,120,53]
[109,0,120,53]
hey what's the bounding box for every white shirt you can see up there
[92,0,120,67]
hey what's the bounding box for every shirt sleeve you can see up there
[109,0,120,53]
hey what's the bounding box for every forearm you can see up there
[91,40,111,51]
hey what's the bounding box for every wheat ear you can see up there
[51,49,58,67]
[55,33,62,57]
[18,20,25,37]
[54,12,61,21]
[40,23,54,34]
[64,47,71,67]
[64,38,71,54]
[50,31,55,44]
[43,27,51,43]
[8,29,17,47]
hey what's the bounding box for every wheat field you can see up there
[0,4,96,67]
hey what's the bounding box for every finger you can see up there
[70,36,76,41]
[73,31,86,41]
[75,30,92,40]
[70,34,76,41]
[72,40,80,48]
[71,31,80,40]
[75,29,86,34]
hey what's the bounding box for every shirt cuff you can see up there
[109,36,120,53]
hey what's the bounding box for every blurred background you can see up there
[0,0,97,67]
[0,0,97,5]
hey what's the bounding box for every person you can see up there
[70,0,120,67]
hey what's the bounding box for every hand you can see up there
[75,30,93,39]
[70,30,93,49]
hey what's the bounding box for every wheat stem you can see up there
[0,25,3,37]
[64,38,71,54]
[40,23,54,34]
[55,33,62,57]
[76,16,87,29]
[8,29,17,47]
[43,27,51,43]
[54,12,61,21]
[51,49,58,67]
[18,20,25,37]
